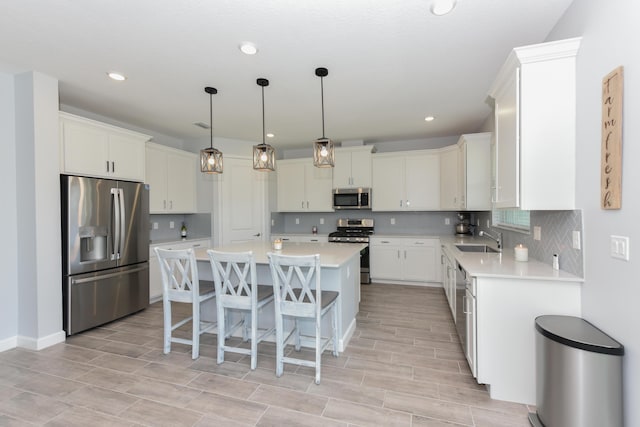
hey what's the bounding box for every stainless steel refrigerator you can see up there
[61,175,150,335]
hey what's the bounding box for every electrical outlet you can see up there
[320,218,324,225]
[611,235,630,261]
[445,218,450,225]
[390,218,396,225]
[533,226,541,241]
[153,222,159,230]
[572,231,581,250]
[169,221,175,229]
[295,218,300,225]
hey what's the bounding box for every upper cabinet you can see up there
[459,132,492,211]
[439,145,460,210]
[145,143,197,214]
[59,112,150,182]
[372,151,440,211]
[277,158,333,212]
[488,37,581,210]
[332,146,375,189]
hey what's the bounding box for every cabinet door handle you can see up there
[400,200,403,207]
[169,200,173,209]
[253,233,261,237]
[381,240,390,244]
[111,161,115,173]
[106,161,110,173]
[163,200,167,209]
[307,201,309,209]
[404,250,407,259]
[301,201,304,209]
[397,250,400,259]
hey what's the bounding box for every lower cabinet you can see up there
[149,238,211,302]
[370,237,440,283]
[441,246,456,318]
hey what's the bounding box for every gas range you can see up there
[328,218,374,243]
[328,218,373,284]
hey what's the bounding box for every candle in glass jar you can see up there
[514,244,528,262]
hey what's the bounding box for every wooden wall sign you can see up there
[601,66,624,209]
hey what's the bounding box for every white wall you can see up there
[15,72,65,349]
[0,72,19,350]
[550,1,639,423]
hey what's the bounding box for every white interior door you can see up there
[217,157,267,245]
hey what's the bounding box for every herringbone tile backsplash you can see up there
[477,210,584,277]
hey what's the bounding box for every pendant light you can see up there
[200,86,223,174]
[253,78,276,171]
[313,67,335,168]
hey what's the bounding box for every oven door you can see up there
[360,245,370,284]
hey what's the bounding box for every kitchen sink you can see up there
[455,244,500,253]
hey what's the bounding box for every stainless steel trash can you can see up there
[529,315,624,427]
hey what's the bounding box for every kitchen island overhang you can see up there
[194,241,365,352]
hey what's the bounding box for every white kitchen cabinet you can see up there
[146,143,197,213]
[149,238,211,302]
[488,37,580,210]
[372,151,440,211]
[332,146,374,188]
[441,245,456,319]
[277,158,333,212]
[59,112,150,181]
[439,145,460,210]
[370,237,440,284]
[458,132,492,210]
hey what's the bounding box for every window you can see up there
[492,209,530,233]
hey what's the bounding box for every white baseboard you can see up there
[17,330,66,350]
[339,317,357,352]
[0,336,18,353]
[370,279,443,288]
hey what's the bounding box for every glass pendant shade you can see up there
[200,86,223,174]
[313,67,335,168]
[313,138,335,168]
[253,144,276,171]
[200,147,223,173]
[253,78,276,171]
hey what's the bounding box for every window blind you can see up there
[492,209,530,233]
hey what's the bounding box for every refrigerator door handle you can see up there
[70,265,148,284]
[111,188,120,260]
[118,188,125,259]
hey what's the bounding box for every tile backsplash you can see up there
[476,210,584,277]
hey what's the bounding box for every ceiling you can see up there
[0,0,573,149]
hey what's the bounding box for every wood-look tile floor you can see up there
[0,284,534,426]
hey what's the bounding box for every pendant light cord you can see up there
[320,76,325,139]
[209,92,213,149]
[261,85,266,146]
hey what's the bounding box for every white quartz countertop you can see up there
[193,241,366,268]
[440,235,583,282]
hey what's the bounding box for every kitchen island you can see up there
[194,241,365,351]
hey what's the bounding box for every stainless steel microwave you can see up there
[332,188,371,210]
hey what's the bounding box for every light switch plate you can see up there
[295,218,300,225]
[533,226,541,241]
[169,221,175,229]
[572,231,581,249]
[445,218,450,225]
[611,235,630,261]
[320,218,324,225]
[153,222,159,230]
[390,218,396,225]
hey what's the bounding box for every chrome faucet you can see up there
[479,230,503,251]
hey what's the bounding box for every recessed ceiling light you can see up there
[424,116,436,122]
[266,133,275,138]
[430,0,456,16]
[107,72,126,81]
[239,42,258,55]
